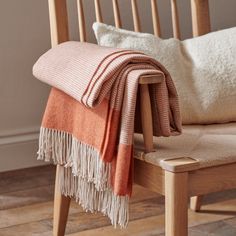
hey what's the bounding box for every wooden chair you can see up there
[47,0,236,235]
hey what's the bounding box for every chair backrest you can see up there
[48,0,211,47]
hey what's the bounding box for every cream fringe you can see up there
[37,127,129,228]
[59,166,129,228]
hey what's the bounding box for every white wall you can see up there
[0,0,51,171]
[0,0,235,172]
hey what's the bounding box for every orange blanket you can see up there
[33,42,181,227]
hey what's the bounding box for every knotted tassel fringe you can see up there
[37,127,129,228]
[59,166,129,228]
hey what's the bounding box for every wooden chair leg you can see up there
[165,171,188,236]
[190,195,203,212]
[53,165,71,236]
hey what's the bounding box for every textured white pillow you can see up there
[93,22,236,125]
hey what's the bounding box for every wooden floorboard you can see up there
[0,165,236,236]
[0,165,55,194]
[0,185,54,210]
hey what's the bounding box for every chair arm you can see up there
[139,74,163,84]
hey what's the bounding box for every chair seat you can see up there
[134,123,236,169]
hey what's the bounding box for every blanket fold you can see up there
[33,41,181,227]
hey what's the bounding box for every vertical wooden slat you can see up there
[150,0,161,37]
[131,0,141,32]
[48,2,71,233]
[191,0,211,37]
[112,0,122,28]
[48,0,69,47]
[131,1,154,152]
[170,0,181,39]
[77,0,86,42]
[94,0,103,23]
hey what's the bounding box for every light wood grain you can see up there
[67,215,165,236]
[191,0,211,37]
[0,165,55,194]
[190,196,203,212]
[0,185,54,210]
[134,159,165,194]
[77,0,86,42]
[48,2,72,235]
[48,0,69,47]
[94,0,103,23]
[160,157,199,172]
[140,84,154,152]
[189,163,236,196]
[0,202,54,229]
[112,0,122,28]
[170,0,181,39]
[53,165,71,236]
[151,0,161,37]
[138,74,163,84]
[131,0,141,32]
[165,171,188,236]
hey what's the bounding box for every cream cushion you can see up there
[93,22,236,125]
[134,123,236,168]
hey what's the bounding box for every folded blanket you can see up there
[33,42,181,227]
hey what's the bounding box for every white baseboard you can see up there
[0,127,46,172]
